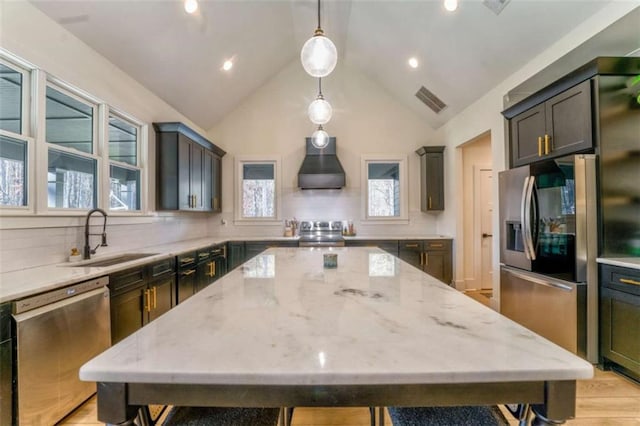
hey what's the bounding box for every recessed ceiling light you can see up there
[408,57,419,69]
[184,0,198,14]
[444,0,458,12]
[222,60,233,71]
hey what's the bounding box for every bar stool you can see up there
[387,405,509,426]
[161,406,281,426]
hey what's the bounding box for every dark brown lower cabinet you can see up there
[398,239,453,285]
[600,264,640,381]
[109,258,176,344]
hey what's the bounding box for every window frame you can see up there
[42,78,100,213]
[361,154,409,223]
[234,156,281,224]
[102,106,147,214]
[0,52,35,214]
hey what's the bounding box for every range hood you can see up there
[297,137,345,189]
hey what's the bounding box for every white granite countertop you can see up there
[81,247,592,386]
[597,257,640,270]
[0,235,450,304]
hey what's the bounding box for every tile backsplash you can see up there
[0,215,211,273]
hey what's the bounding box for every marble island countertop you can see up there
[0,235,451,303]
[80,246,592,387]
[597,257,640,270]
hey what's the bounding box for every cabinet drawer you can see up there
[196,248,211,263]
[178,251,197,269]
[424,240,450,250]
[109,267,145,294]
[601,264,640,296]
[400,241,423,251]
[149,257,175,278]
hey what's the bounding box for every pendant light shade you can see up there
[308,97,332,124]
[301,0,337,78]
[311,125,329,149]
[301,32,337,78]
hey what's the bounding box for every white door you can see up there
[480,169,493,289]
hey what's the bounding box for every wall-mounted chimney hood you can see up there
[297,137,345,189]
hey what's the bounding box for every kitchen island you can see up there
[80,247,592,425]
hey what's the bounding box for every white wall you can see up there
[0,1,216,272]
[208,60,440,238]
[429,3,639,307]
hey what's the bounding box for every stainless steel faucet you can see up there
[84,208,108,259]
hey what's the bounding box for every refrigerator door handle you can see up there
[524,175,537,260]
[520,176,531,260]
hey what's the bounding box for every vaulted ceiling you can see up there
[30,1,634,131]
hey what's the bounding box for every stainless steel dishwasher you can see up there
[12,276,110,426]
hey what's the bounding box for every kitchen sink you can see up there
[63,253,158,267]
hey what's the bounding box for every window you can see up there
[362,155,408,222]
[0,135,27,206]
[108,112,142,211]
[0,62,23,134]
[235,157,280,222]
[45,83,98,210]
[0,56,32,210]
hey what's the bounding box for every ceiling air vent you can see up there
[483,0,511,15]
[415,86,447,114]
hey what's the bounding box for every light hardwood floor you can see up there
[59,290,640,425]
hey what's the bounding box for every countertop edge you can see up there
[596,257,640,270]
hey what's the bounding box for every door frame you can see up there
[474,165,493,290]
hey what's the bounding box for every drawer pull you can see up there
[198,253,209,259]
[144,289,151,312]
[181,257,195,264]
[538,137,543,157]
[152,286,157,310]
[405,243,419,248]
[424,252,429,266]
[429,243,444,248]
[544,134,551,155]
[619,278,640,286]
[181,269,195,276]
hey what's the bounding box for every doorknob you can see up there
[482,233,493,238]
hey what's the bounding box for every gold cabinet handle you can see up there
[181,269,195,276]
[429,243,444,248]
[152,286,157,310]
[419,252,424,266]
[620,278,640,286]
[428,196,432,209]
[538,136,543,157]
[212,261,216,277]
[405,243,419,248]
[544,134,550,155]
[144,289,151,312]
[181,257,195,265]
[425,253,429,266]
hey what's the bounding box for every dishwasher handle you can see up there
[13,276,109,314]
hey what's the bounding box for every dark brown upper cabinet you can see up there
[154,122,225,212]
[509,79,592,167]
[416,146,445,212]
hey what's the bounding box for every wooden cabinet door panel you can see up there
[212,155,222,213]
[511,103,545,167]
[148,276,175,323]
[545,80,592,158]
[178,135,191,210]
[601,287,640,375]
[190,144,204,210]
[202,151,213,211]
[111,286,145,344]
[425,154,444,210]
[177,268,196,304]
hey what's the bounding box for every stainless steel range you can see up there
[298,220,345,247]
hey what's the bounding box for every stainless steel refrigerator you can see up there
[499,154,598,362]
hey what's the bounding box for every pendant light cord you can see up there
[318,78,323,97]
[317,0,321,30]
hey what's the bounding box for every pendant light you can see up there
[311,125,330,149]
[308,78,332,125]
[300,0,337,78]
